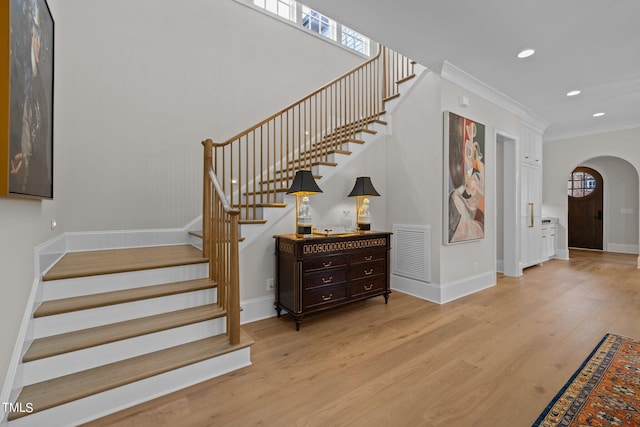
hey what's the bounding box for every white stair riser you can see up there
[41,263,208,300]
[33,288,216,338]
[21,318,227,386]
[5,347,251,427]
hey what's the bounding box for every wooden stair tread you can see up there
[383,93,400,103]
[333,114,386,132]
[397,73,416,84]
[357,128,377,135]
[287,149,351,164]
[10,329,254,420]
[43,245,206,281]
[239,219,268,225]
[34,278,217,318]
[24,304,226,362]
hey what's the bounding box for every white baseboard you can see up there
[440,271,496,304]
[606,243,639,254]
[240,295,278,324]
[391,271,495,305]
[391,274,442,304]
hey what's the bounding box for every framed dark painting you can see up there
[1,0,54,199]
[444,111,485,244]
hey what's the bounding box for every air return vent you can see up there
[392,225,431,283]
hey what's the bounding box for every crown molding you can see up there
[543,120,640,142]
[441,60,551,133]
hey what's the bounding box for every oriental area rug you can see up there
[533,333,640,427]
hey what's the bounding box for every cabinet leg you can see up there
[295,320,301,331]
[384,293,390,304]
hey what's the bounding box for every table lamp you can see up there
[287,170,323,236]
[348,176,380,232]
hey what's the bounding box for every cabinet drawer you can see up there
[303,269,347,290]
[350,261,385,280]
[350,276,386,299]
[303,255,348,272]
[350,250,385,264]
[304,285,347,310]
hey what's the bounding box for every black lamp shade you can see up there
[348,176,380,197]
[287,170,323,195]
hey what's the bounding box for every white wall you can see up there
[52,0,364,232]
[384,72,523,302]
[1,0,366,390]
[543,128,640,257]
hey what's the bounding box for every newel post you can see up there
[202,139,213,259]
[228,212,241,345]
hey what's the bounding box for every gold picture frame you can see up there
[1,0,54,199]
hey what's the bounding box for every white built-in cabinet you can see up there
[520,127,543,165]
[541,222,557,261]
[520,125,544,269]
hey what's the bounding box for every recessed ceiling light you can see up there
[566,90,581,97]
[517,49,535,59]
[593,112,605,117]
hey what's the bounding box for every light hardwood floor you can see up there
[84,250,640,427]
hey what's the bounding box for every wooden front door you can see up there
[568,167,603,249]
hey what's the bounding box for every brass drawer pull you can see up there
[322,276,333,284]
[322,293,333,301]
[323,261,333,267]
[364,284,373,291]
[364,269,374,276]
[364,255,373,261]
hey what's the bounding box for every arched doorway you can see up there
[568,167,603,249]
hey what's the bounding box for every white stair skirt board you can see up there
[21,318,227,386]
[5,347,251,427]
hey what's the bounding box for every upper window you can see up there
[247,0,372,56]
[301,6,336,40]
[341,26,370,56]
[253,0,296,21]
[568,171,597,197]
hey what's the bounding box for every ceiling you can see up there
[303,0,640,141]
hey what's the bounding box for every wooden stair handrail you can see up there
[208,45,415,224]
[213,49,383,148]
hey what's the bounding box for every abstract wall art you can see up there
[444,111,485,244]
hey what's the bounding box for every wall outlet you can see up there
[266,278,274,291]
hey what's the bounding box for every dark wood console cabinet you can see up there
[274,232,391,330]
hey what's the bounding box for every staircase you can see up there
[3,45,423,426]
[206,46,421,244]
[4,244,253,426]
